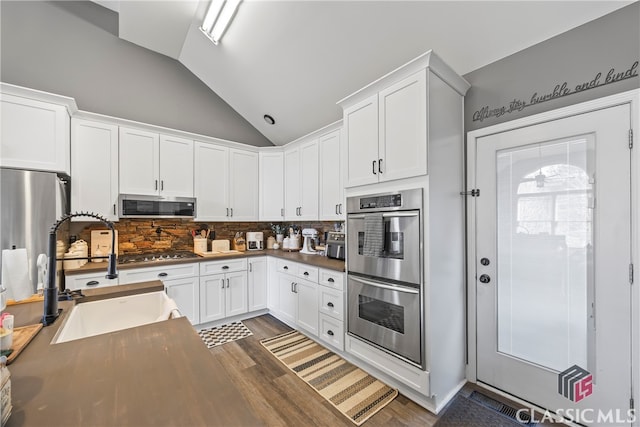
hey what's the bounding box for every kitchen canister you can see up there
[193,237,207,253]
[266,236,275,249]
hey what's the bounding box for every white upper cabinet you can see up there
[378,71,427,182]
[339,51,469,188]
[159,135,195,197]
[342,72,426,187]
[259,151,284,221]
[229,149,259,221]
[71,118,119,221]
[1,93,71,174]
[318,129,344,220]
[343,95,379,187]
[119,127,193,197]
[284,140,318,220]
[194,142,258,221]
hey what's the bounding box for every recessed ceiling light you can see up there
[263,114,275,125]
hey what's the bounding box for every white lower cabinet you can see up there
[316,268,345,351]
[319,314,344,350]
[267,257,280,312]
[64,271,118,291]
[248,257,267,312]
[295,278,318,335]
[199,260,248,325]
[164,277,199,325]
[278,274,297,325]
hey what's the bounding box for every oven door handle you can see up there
[347,212,419,219]
[349,276,419,294]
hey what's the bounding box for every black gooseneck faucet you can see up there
[42,212,118,326]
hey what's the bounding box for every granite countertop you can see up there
[4,282,263,427]
[65,248,345,275]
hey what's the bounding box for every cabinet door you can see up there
[119,127,160,195]
[259,151,284,221]
[344,94,379,187]
[318,129,343,220]
[278,274,297,325]
[248,258,267,312]
[229,149,259,221]
[194,142,229,221]
[298,140,318,220]
[267,257,280,312]
[296,279,318,336]
[165,277,199,325]
[71,118,119,221]
[225,271,248,317]
[159,135,194,197]
[1,94,70,174]
[378,70,427,182]
[199,273,226,324]
[283,148,300,220]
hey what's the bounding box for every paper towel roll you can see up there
[1,248,32,301]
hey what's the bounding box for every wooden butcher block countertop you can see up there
[4,281,263,427]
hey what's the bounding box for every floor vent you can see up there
[469,391,535,426]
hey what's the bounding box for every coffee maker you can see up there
[246,232,264,251]
[300,228,318,254]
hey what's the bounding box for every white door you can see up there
[474,104,632,423]
[119,127,159,195]
[199,274,225,324]
[248,258,268,312]
[229,149,259,221]
[344,94,379,187]
[319,130,343,220]
[284,147,301,220]
[159,135,193,197]
[295,279,318,336]
[165,277,199,325]
[225,271,248,317]
[298,140,319,220]
[259,151,285,221]
[194,142,229,221]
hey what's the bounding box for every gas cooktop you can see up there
[117,250,200,265]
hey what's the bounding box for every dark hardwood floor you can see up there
[206,314,439,426]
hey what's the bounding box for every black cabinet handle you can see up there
[155,180,158,190]
[161,180,164,191]
[86,280,99,287]
[303,271,309,276]
[378,158,383,174]
[327,302,334,308]
[327,330,334,336]
[158,272,168,277]
[113,204,116,215]
[222,266,229,270]
[327,278,335,283]
[372,160,377,175]
[283,266,288,270]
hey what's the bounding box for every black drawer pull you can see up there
[327,278,335,283]
[327,330,334,336]
[283,266,288,270]
[86,280,99,287]
[222,266,229,270]
[303,271,309,276]
[158,272,168,277]
[327,302,334,308]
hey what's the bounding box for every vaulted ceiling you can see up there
[93,0,632,145]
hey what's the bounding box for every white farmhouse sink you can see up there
[52,291,181,344]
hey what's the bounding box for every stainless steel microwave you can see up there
[119,194,196,218]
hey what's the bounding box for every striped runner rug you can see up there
[261,330,398,425]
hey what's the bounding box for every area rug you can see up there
[198,321,253,348]
[434,395,528,427]
[260,330,398,425]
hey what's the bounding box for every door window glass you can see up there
[495,136,594,372]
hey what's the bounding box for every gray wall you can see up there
[463,2,639,133]
[0,1,273,147]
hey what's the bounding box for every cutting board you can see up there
[5,323,43,364]
[211,240,230,252]
[197,250,240,257]
[90,229,119,258]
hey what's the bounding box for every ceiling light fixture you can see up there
[200,0,242,45]
[263,114,275,125]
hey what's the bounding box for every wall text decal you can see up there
[473,61,639,123]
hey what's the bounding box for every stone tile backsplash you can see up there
[73,219,343,255]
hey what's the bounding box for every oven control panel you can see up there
[359,194,402,209]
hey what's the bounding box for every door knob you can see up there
[479,274,491,284]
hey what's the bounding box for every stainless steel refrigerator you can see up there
[0,168,69,294]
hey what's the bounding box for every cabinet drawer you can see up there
[318,286,343,321]
[319,269,344,290]
[200,258,247,275]
[65,272,118,291]
[119,263,198,284]
[319,314,344,351]
[276,259,297,274]
[296,264,318,283]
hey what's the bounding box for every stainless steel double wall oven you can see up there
[346,188,424,369]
